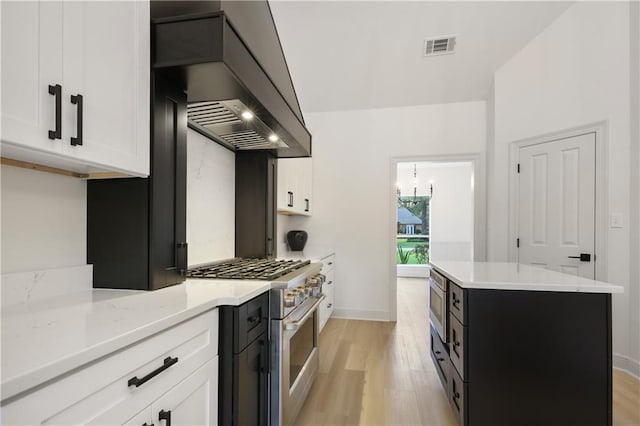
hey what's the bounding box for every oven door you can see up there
[271,295,325,426]
[429,276,448,343]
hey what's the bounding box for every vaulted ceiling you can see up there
[270,1,573,114]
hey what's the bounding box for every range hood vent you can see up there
[187,100,289,150]
[153,12,311,158]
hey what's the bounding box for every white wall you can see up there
[296,102,485,320]
[186,129,235,266]
[430,164,473,262]
[488,2,638,374]
[1,165,86,273]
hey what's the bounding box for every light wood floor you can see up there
[296,277,640,426]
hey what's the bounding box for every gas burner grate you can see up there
[186,258,311,280]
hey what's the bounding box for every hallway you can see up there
[296,277,456,425]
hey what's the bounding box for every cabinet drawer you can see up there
[321,254,335,273]
[449,314,466,380]
[2,309,218,425]
[449,283,466,324]
[324,269,335,293]
[449,366,467,426]
[236,292,269,353]
[430,325,450,390]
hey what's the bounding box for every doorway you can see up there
[388,154,485,322]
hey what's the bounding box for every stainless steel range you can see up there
[187,258,324,426]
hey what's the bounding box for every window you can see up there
[397,196,430,265]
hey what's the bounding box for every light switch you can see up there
[610,213,624,228]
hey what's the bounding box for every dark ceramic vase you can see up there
[286,230,308,251]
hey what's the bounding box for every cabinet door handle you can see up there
[437,357,445,362]
[327,281,333,285]
[177,242,188,276]
[327,303,333,308]
[259,338,269,374]
[48,84,62,140]
[267,237,273,257]
[287,191,293,207]
[70,94,83,146]
[328,262,333,266]
[454,341,461,347]
[158,410,171,426]
[452,298,460,306]
[305,198,309,212]
[128,356,178,387]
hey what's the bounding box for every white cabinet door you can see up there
[123,407,154,426]
[0,1,149,177]
[62,1,149,176]
[277,158,312,215]
[1,1,64,154]
[278,159,293,212]
[300,158,312,215]
[151,357,218,426]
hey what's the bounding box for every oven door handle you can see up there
[284,295,326,331]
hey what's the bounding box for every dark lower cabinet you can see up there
[219,293,269,426]
[430,274,613,426]
[87,72,187,290]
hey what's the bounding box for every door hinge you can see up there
[516,238,520,248]
[517,163,520,173]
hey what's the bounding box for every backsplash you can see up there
[1,129,236,275]
[186,129,235,266]
[1,165,86,274]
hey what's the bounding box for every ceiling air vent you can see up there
[423,35,457,57]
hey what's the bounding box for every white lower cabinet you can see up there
[1,309,219,426]
[150,359,217,426]
[97,358,218,426]
[319,253,336,332]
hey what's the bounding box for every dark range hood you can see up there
[153,11,311,158]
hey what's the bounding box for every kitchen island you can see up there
[428,261,623,426]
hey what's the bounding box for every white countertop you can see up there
[1,278,270,401]
[430,261,624,293]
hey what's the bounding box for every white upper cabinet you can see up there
[1,1,150,177]
[277,158,312,216]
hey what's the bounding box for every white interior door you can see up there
[518,133,596,278]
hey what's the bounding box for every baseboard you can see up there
[332,308,389,322]
[613,353,640,379]
[397,264,430,278]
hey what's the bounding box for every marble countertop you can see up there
[430,261,624,293]
[1,278,270,401]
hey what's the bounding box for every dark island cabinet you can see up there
[430,270,613,426]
